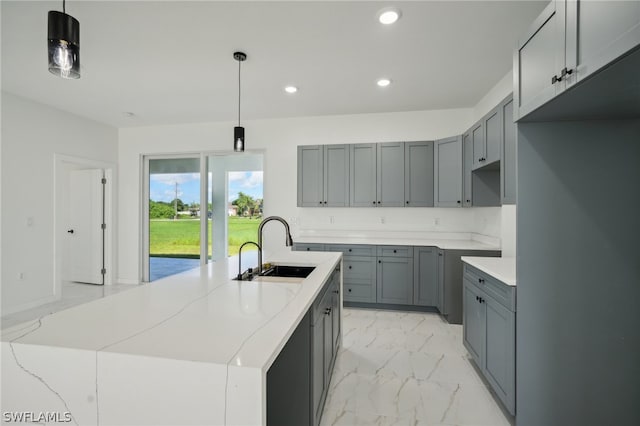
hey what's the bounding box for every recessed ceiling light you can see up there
[285,86,298,94]
[378,7,401,25]
[377,78,392,87]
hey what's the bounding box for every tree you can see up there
[149,200,175,219]
[232,192,255,217]
[170,198,185,211]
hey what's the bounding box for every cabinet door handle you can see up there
[372,201,376,205]
[393,249,397,253]
[319,201,323,205]
[552,75,560,84]
[348,265,352,269]
[377,201,381,204]
[348,248,352,252]
[478,278,485,284]
[466,199,471,203]
[325,307,332,315]
[333,290,339,294]
[457,200,461,204]
[378,260,382,264]
[348,288,352,293]
[406,201,409,205]
[476,296,479,301]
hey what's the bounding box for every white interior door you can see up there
[66,169,105,284]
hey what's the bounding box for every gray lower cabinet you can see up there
[293,243,326,252]
[462,263,516,415]
[268,266,340,426]
[500,96,516,204]
[343,256,377,303]
[311,268,341,426]
[437,249,445,313]
[376,254,413,305]
[405,141,434,207]
[434,136,463,207]
[413,247,438,306]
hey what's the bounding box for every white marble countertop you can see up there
[295,232,501,251]
[2,249,341,370]
[461,256,516,286]
[2,250,342,425]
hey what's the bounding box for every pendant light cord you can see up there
[238,59,242,126]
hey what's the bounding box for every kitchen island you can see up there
[1,250,342,425]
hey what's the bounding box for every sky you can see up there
[150,171,263,205]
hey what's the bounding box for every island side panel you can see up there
[226,365,264,425]
[1,342,98,425]
[97,351,228,425]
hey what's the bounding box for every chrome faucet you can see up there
[257,216,294,273]
[237,241,261,280]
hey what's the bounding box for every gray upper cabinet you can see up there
[297,145,324,207]
[471,122,485,170]
[413,247,438,306]
[500,95,516,204]
[566,1,640,88]
[297,145,349,207]
[515,0,639,121]
[462,132,473,207]
[349,143,377,207]
[483,107,502,167]
[377,142,405,207]
[405,141,434,207]
[434,136,463,207]
[514,0,566,121]
[324,145,349,207]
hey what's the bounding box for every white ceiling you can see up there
[1,1,546,128]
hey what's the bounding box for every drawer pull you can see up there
[348,288,352,293]
[325,307,332,315]
[478,278,485,284]
[393,249,397,253]
[348,265,352,269]
[348,249,352,252]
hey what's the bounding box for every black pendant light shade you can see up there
[233,51,247,152]
[234,126,245,152]
[48,9,80,79]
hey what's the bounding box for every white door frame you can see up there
[54,154,116,297]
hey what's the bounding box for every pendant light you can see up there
[48,0,80,79]
[233,51,247,152]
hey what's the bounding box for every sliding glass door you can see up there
[143,152,263,282]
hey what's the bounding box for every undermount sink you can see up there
[233,265,315,281]
[259,265,315,278]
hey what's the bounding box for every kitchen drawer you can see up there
[294,243,326,252]
[377,245,413,258]
[326,244,376,257]
[344,283,376,303]
[344,256,376,283]
[464,264,515,312]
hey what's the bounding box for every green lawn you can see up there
[149,216,260,258]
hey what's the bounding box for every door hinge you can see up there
[101,178,107,184]
[101,223,107,230]
[101,268,106,275]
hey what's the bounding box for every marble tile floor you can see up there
[321,308,514,426]
[1,281,137,330]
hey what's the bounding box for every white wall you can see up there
[118,108,495,283]
[1,92,118,314]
